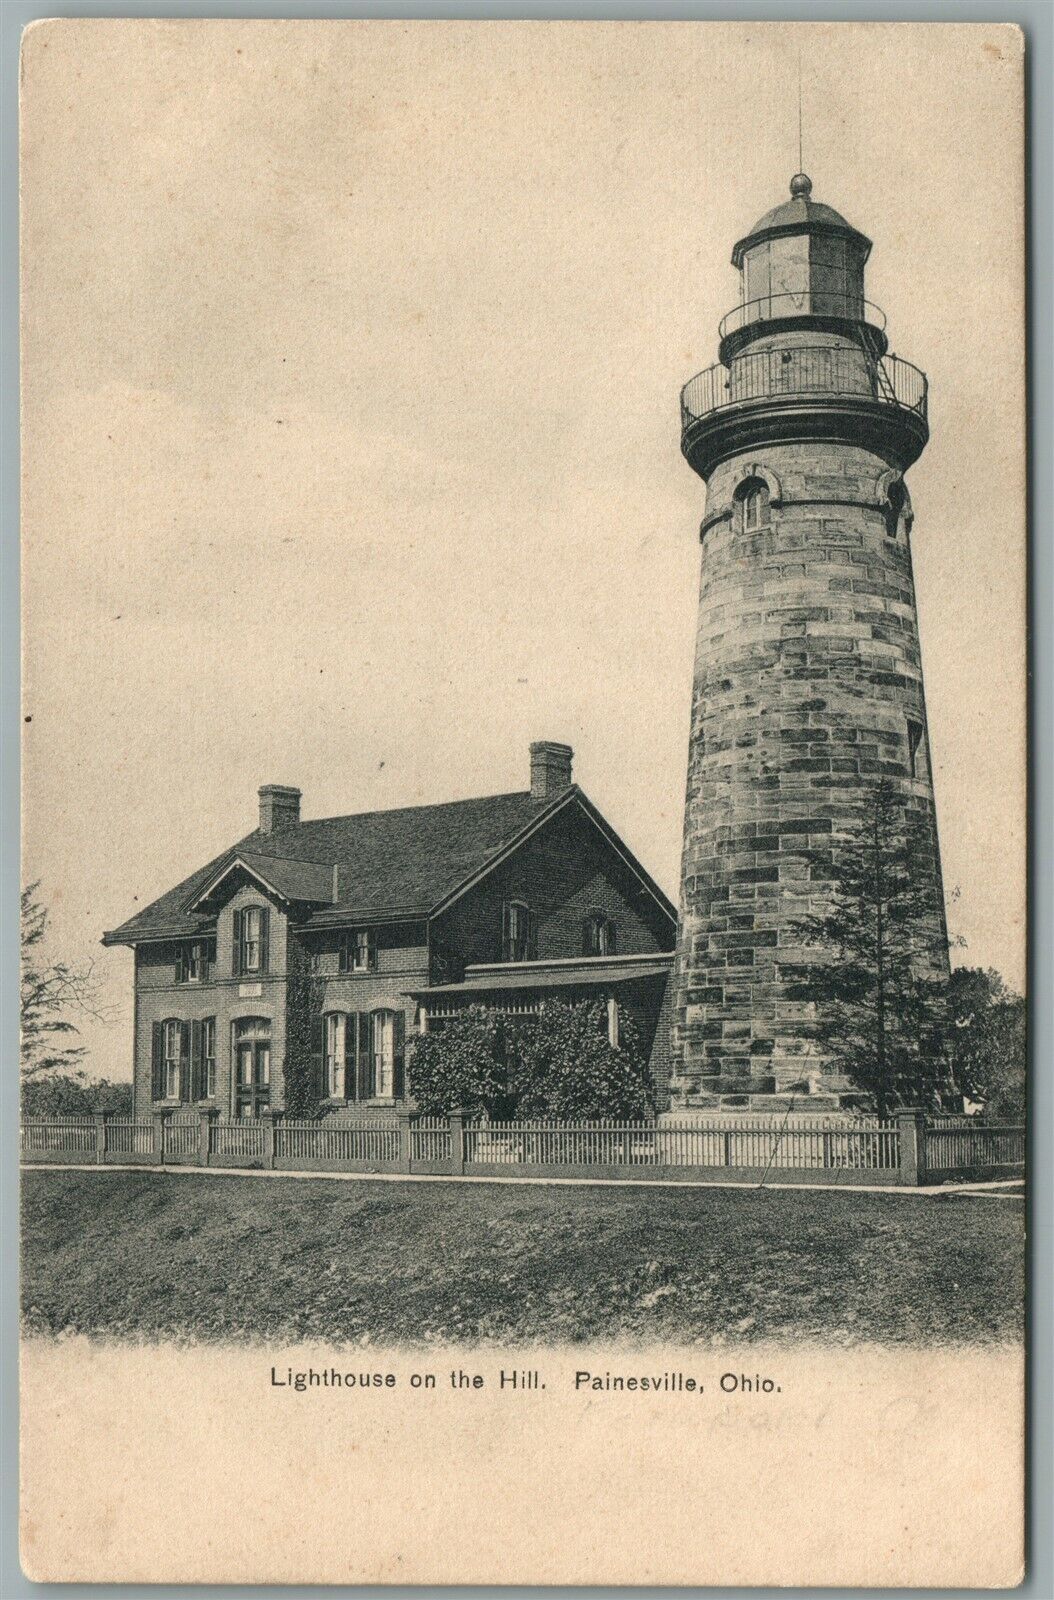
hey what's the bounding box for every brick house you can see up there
[102,743,677,1121]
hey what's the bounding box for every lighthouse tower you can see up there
[669,173,948,1110]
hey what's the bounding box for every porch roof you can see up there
[410,955,672,999]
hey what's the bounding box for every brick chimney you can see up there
[529,742,573,801]
[258,784,301,835]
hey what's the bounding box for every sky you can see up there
[21,20,1025,1079]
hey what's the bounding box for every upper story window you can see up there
[736,477,771,533]
[176,938,213,984]
[583,914,618,957]
[502,900,537,963]
[339,929,377,974]
[233,905,270,975]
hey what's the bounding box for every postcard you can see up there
[19,19,1026,1586]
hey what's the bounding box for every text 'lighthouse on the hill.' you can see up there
[668,173,949,1112]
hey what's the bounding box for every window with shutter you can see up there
[190,1018,203,1101]
[151,1021,164,1101]
[311,1012,325,1098]
[231,908,243,976]
[356,1012,372,1100]
[393,1010,406,1100]
[348,1013,359,1097]
[179,1021,192,1101]
[202,1017,217,1098]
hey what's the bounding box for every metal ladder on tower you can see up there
[856,321,898,405]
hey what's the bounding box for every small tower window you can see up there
[736,477,770,532]
[884,478,907,540]
[906,718,927,780]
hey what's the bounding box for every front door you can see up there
[235,1040,271,1118]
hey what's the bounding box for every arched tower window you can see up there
[735,477,771,532]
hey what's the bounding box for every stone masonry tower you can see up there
[669,173,948,1110]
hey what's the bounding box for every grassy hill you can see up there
[21,1168,1023,1348]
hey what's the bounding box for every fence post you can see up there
[153,1110,170,1166]
[261,1108,277,1170]
[896,1110,925,1187]
[449,1109,466,1176]
[199,1108,216,1167]
[397,1110,413,1173]
[94,1111,109,1165]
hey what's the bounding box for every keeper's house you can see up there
[103,744,677,1122]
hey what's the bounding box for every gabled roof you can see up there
[103,784,675,947]
[193,851,336,909]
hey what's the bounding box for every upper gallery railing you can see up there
[717,292,887,342]
[680,345,928,436]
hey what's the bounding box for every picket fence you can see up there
[20,1110,1024,1187]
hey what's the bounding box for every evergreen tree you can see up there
[785,781,950,1116]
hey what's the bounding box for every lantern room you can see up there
[719,173,886,362]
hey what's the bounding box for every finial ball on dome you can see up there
[790,172,812,198]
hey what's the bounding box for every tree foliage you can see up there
[947,966,1025,1121]
[407,999,653,1120]
[21,882,112,1082]
[785,781,951,1116]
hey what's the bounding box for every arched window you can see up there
[233,904,270,975]
[161,1018,186,1100]
[583,914,618,957]
[370,1009,405,1100]
[736,476,771,532]
[324,1012,348,1099]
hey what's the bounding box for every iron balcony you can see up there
[680,344,929,481]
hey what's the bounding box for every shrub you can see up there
[408,999,654,1120]
[509,1000,654,1120]
[21,1075,133,1117]
[407,1007,516,1117]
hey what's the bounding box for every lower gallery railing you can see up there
[20,1113,1025,1186]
